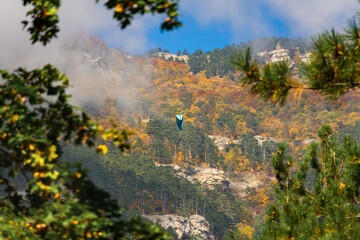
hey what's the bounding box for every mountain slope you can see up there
[57,36,360,239]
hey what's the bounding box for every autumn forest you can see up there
[56,36,360,239]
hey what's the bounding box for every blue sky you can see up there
[0,0,359,58]
[145,5,292,54]
[100,0,359,54]
[145,14,235,54]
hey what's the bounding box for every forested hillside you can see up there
[3,1,360,239]
[57,36,360,239]
[142,36,311,78]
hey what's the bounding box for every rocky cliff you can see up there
[209,135,278,149]
[155,163,271,198]
[158,52,189,63]
[143,214,214,239]
[177,166,228,190]
[258,48,310,67]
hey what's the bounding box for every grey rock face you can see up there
[143,214,214,240]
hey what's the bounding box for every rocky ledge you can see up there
[143,214,214,240]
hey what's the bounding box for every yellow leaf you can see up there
[48,170,59,180]
[97,145,108,155]
[11,114,19,122]
[48,145,58,161]
[249,107,256,113]
[36,223,46,229]
[115,4,123,12]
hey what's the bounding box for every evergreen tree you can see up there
[233,16,360,104]
[232,8,360,239]
[193,49,204,57]
[263,125,360,239]
[188,52,208,75]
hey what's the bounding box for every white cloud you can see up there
[0,0,156,109]
[0,0,156,68]
[58,0,160,53]
[1,0,358,63]
[0,0,30,68]
[180,0,359,41]
[180,0,273,38]
[264,0,359,35]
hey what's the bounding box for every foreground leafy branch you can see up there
[0,65,172,239]
[0,0,183,239]
[22,0,182,45]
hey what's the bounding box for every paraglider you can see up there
[174,115,185,163]
[175,115,183,131]
[175,115,183,144]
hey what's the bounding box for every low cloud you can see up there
[0,0,154,111]
[0,0,156,69]
[59,0,160,53]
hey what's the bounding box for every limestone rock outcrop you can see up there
[254,135,279,146]
[177,167,228,189]
[143,214,214,240]
[208,135,240,150]
[158,52,189,63]
[258,49,290,64]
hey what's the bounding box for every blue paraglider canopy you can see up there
[175,115,183,131]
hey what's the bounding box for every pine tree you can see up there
[182,49,189,55]
[263,125,360,239]
[232,8,360,239]
[233,17,360,104]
